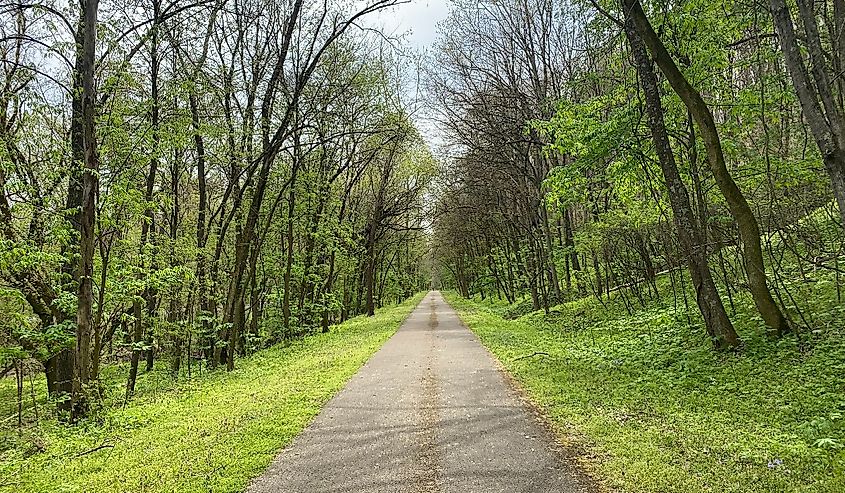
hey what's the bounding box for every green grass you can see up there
[444,288,845,493]
[0,293,423,493]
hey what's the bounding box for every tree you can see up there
[621,0,790,335]
[621,6,739,348]
[768,0,845,226]
[0,0,431,419]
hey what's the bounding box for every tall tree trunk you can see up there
[364,223,378,316]
[56,16,85,413]
[143,1,162,374]
[541,205,562,301]
[282,165,299,330]
[624,0,789,334]
[563,208,580,278]
[168,143,181,377]
[364,151,396,316]
[622,13,739,348]
[189,90,211,361]
[226,1,305,349]
[321,249,337,333]
[74,0,100,417]
[769,0,845,225]
[125,301,143,400]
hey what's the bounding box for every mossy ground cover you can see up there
[0,293,422,493]
[445,286,845,493]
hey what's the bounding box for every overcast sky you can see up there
[372,0,452,52]
[369,0,453,149]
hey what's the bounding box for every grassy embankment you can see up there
[445,282,845,493]
[0,293,423,493]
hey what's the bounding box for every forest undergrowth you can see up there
[0,293,423,493]
[445,278,845,493]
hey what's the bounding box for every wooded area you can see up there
[432,0,845,349]
[1,0,431,423]
[427,4,845,487]
[2,0,845,490]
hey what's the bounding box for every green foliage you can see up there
[535,92,637,208]
[0,293,423,493]
[445,287,845,493]
[0,288,38,363]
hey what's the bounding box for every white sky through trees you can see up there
[370,0,451,150]
[372,0,450,51]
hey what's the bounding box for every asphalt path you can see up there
[247,291,594,493]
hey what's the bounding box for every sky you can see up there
[372,0,452,53]
[369,0,453,150]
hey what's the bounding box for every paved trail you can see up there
[248,291,594,493]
